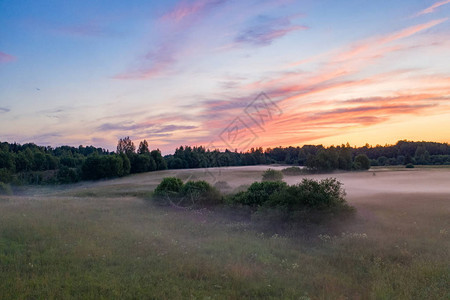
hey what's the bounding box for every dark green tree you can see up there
[116,137,135,155]
[0,150,15,172]
[151,149,167,170]
[137,140,150,154]
[354,154,370,170]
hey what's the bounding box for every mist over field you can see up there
[1,166,449,298]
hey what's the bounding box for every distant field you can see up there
[1,167,449,299]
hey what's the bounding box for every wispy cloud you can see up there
[115,0,229,80]
[185,18,450,149]
[253,91,449,149]
[249,18,447,101]
[97,121,154,132]
[113,44,176,79]
[0,107,11,113]
[0,52,16,63]
[146,124,197,134]
[162,0,228,23]
[97,120,196,135]
[234,15,307,46]
[415,0,450,17]
[311,103,437,119]
[380,18,447,44]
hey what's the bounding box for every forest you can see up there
[0,138,449,185]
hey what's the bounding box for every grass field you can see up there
[1,166,449,299]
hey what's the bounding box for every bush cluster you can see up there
[227,178,353,221]
[152,176,354,222]
[153,177,222,207]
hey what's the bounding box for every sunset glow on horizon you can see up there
[1,0,449,153]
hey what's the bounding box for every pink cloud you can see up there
[116,1,229,80]
[188,16,450,150]
[249,18,447,98]
[162,0,228,23]
[380,18,447,44]
[415,0,450,17]
[0,52,16,63]
[115,11,450,150]
[113,37,178,79]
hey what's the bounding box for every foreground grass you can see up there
[1,169,449,299]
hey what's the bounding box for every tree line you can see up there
[0,137,166,184]
[165,140,450,171]
[0,139,449,185]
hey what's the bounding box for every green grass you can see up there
[0,167,449,299]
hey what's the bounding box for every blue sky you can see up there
[1,0,450,153]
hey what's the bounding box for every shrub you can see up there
[154,177,184,197]
[266,178,348,210]
[181,180,222,206]
[153,178,222,207]
[229,181,287,207]
[405,163,414,168]
[228,178,353,221]
[281,166,304,176]
[0,182,12,195]
[262,169,283,182]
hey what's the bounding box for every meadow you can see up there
[1,166,449,299]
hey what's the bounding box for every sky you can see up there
[1,0,449,154]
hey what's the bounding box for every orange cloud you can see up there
[115,14,450,151]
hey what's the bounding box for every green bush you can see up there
[181,180,222,206]
[154,177,184,197]
[229,181,287,207]
[266,178,348,210]
[0,182,12,195]
[153,178,222,207]
[153,177,184,205]
[281,166,304,175]
[228,178,353,221]
[405,163,414,168]
[262,168,284,182]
